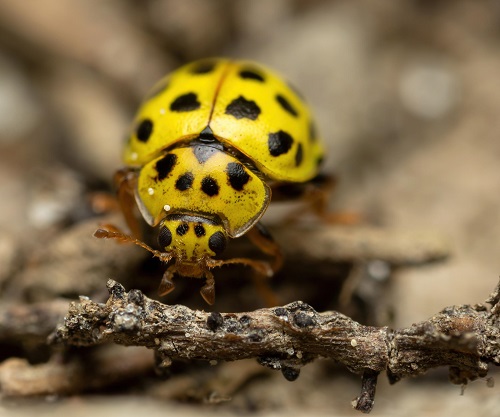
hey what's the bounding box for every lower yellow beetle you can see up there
[96,58,327,304]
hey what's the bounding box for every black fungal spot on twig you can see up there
[207,312,224,331]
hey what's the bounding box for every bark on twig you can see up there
[52,279,500,413]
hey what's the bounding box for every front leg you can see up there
[246,222,284,273]
[200,270,215,305]
[245,223,283,306]
[158,267,176,297]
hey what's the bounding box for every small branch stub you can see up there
[353,370,379,413]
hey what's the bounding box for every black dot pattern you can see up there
[239,69,265,82]
[226,162,250,191]
[276,94,298,117]
[194,224,206,237]
[201,176,220,196]
[170,93,201,112]
[190,61,216,74]
[295,143,303,166]
[225,96,261,120]
[158,226,172,248]
[155,153,177,181]
[176,223,189,236]
[175,172,194,191]
[209,231,226,254]
[268,131,294,157]
[136,119,154,142]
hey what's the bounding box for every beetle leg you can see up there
[114,167,143,238]
[206,223,281,278]
[244,224,283,306]
[302,174,360,224]
[200,270,215,305]
[272,174,360,225]
[206,243,280,306]
[94,225,172,262]
[158,267,176,297]
[246,222,284,273]
[207,257,272,277]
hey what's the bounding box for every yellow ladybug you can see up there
[96,58,325,304]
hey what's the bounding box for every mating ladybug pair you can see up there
[96,58,327,304]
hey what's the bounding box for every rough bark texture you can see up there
[47,279,500,413]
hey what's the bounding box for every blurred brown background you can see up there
[0,0,499,415]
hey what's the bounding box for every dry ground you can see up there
[0,1,499,415]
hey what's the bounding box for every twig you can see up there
[0,299,70,343]
[274,225,450,265]
[0,345,154,396]
[52,279,500,413]
[353,370,379,413]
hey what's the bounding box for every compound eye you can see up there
[158,226,172,249]
[208,231,226,255]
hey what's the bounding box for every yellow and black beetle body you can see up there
[98,58,325,304]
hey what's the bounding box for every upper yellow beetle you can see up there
[96,58,325,304]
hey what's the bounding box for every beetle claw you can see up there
[200,271,215,305]
[200,284,215,305]
[158,270,175,296]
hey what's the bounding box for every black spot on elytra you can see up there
[194,224,206,237]
[225,96,261,120]
[209,231,226,254]
[192,145,219,164]
[239,68,265,82]
[158,226,172,248]
[190,60,217,74]
[175,172,194,191]
[155,153,177,181]
[309,120,318,142]
[136,119,153,142]
[170,93,200,112]
[226,162,250,191]
[276,94,298,117]
[295,143,303,166]
[268,130,294,157]
[201,176,219,196]
[176,223,189,236]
